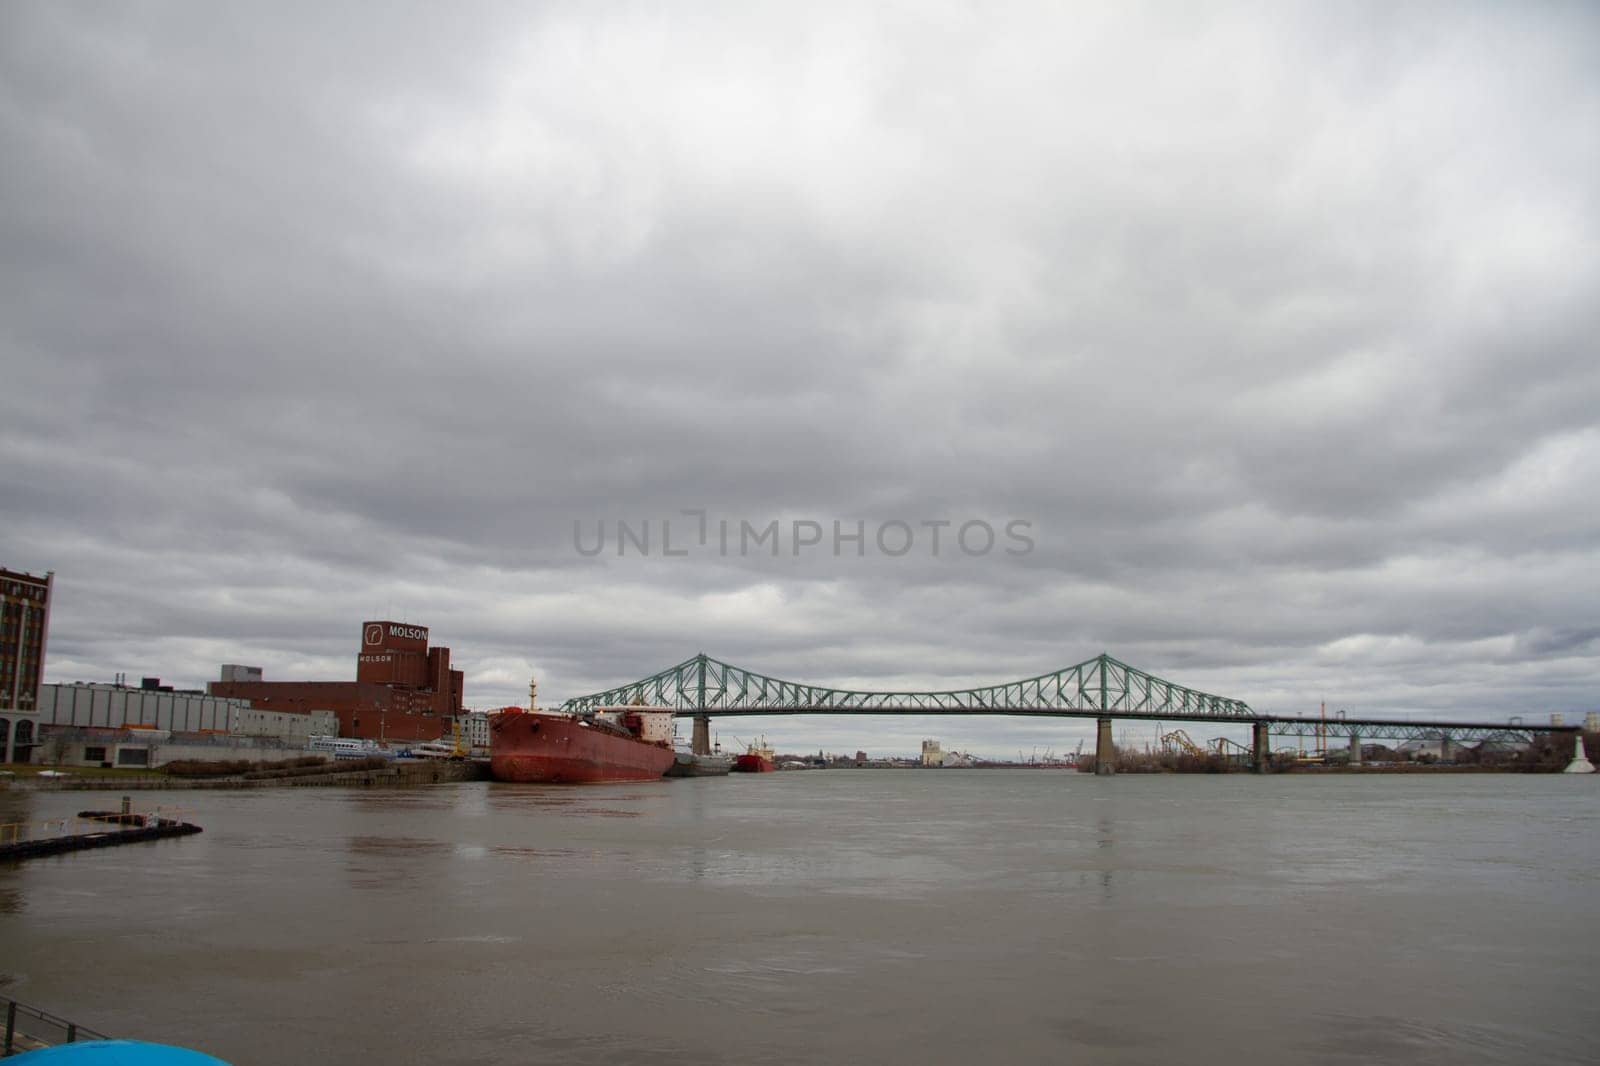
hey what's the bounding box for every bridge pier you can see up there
[1252,721,1271,773]
[1562,733,1594,774]
[1349,734,1362,766]
[691,714,711,756]
[1095,718,1115,775]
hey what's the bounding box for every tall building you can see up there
[208,621,464,742]
[1,567,53,762]
[457,709,491,753]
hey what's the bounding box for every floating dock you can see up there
[0,802,201,863]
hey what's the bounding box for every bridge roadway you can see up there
[680,708,1567,773]
[560,653,1577,775]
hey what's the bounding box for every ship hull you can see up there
[665,751,734,777]
[490,713,674,784]
[733,754,775,773]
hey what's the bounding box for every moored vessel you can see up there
[490,680,676,784]
[665,749,734,777]
[733,736,776,773]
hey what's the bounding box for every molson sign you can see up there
[363,621,429,648]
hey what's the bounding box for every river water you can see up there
[1,772,1595,1065]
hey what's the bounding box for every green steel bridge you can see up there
[560,652,1570,772]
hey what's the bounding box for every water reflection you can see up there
[570,806,642,818]
[1097,809,1116,900]
[0,774,1592,1066]
[345,835,451,855]
[484,785,583,812]
[0,792,34,825]
[343,834,452,890]
[490,846,586,862]
[679,783,712,881]
[341,791,456,814]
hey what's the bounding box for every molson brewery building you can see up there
[207,621,464,743]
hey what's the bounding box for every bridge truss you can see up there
[1263,719,1546,744]
[560,652,1558,743]
[564,652,1252,720]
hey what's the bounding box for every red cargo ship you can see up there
[733,737,776,773]
[490,680,676,784]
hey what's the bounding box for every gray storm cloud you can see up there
[2,1,1596,755]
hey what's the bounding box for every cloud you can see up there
[3,1,1596,754]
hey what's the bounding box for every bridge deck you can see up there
[560,653,1565,744]
[670,707,1558,743]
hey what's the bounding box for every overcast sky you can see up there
[3,1,1596,757]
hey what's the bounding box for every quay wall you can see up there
[7,760,489,791]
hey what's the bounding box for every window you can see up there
[117,748,150,767]
[84,745,107,761]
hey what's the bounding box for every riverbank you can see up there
[1274,762,1572,773]
[1,760,489,791]
[1093,761,1572,774]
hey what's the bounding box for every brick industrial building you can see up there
[208,621,463,742]
[1,566,53,762]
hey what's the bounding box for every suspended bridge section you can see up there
[560,653,1569,773]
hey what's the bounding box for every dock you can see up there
[0,800,202,863]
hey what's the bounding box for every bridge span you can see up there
[561,653,1576,774]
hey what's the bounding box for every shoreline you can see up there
[2,760,490,791]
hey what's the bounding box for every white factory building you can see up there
[24,682,338,768]
[34,682,335,738]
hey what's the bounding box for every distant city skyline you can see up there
[3,2,1596,758]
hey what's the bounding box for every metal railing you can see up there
[1,805,194,846]
[2,996,110,1056]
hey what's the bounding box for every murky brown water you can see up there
[1,772,1595,1065]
